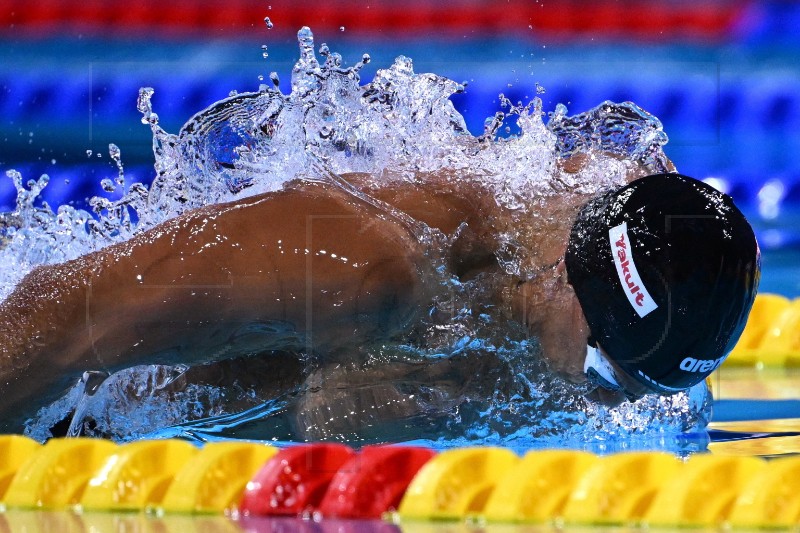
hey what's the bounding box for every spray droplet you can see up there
[50,159,56,165]
[108,143,125,188]
[339,26,345,32]
[264,17,274,29]
[137,87,159,126]
[86,150,92,158]
[100,178,116,192]
[258,75,264,81]
[269,72,280,88]
[535,83,546,94]
[108,143,120,161]
[229,90,238,97]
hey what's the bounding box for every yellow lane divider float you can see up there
[483,449,598,523]
[729,456,800,528]
[561,452,681,525]
[645,455,766,527]
[0,434,41,501]
[159,441,276,514]
[80,439,198,511]
[727,293,800,366]
[398,447,518,521]
[0,436,798,527]
[2,437,117,509]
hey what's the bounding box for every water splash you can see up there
[0,27,670,299]
[549,100,671,172]
[4,27,687,448]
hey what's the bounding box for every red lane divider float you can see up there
[239,444,436,519]
[319,446,436,519]
[239,443,355,516]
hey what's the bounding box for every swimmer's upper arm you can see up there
[0,182,429,420]
[47,183,427,363]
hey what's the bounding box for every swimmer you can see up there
[0,159,759,434]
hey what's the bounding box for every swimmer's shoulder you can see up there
[164,170,495,236]
[340,170,498,235]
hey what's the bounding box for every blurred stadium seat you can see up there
[0,0,797,221]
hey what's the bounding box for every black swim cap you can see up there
[565,173,760,393]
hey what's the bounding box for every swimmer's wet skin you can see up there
[0,167,759,434]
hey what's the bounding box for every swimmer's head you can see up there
[565,173,760,395]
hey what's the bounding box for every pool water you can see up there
[1,3,799,531]
[709,367,800,456]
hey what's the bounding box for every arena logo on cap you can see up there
[679,355,725,373]
[608,222,657,318]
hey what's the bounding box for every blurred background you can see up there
[1,0,798,294]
